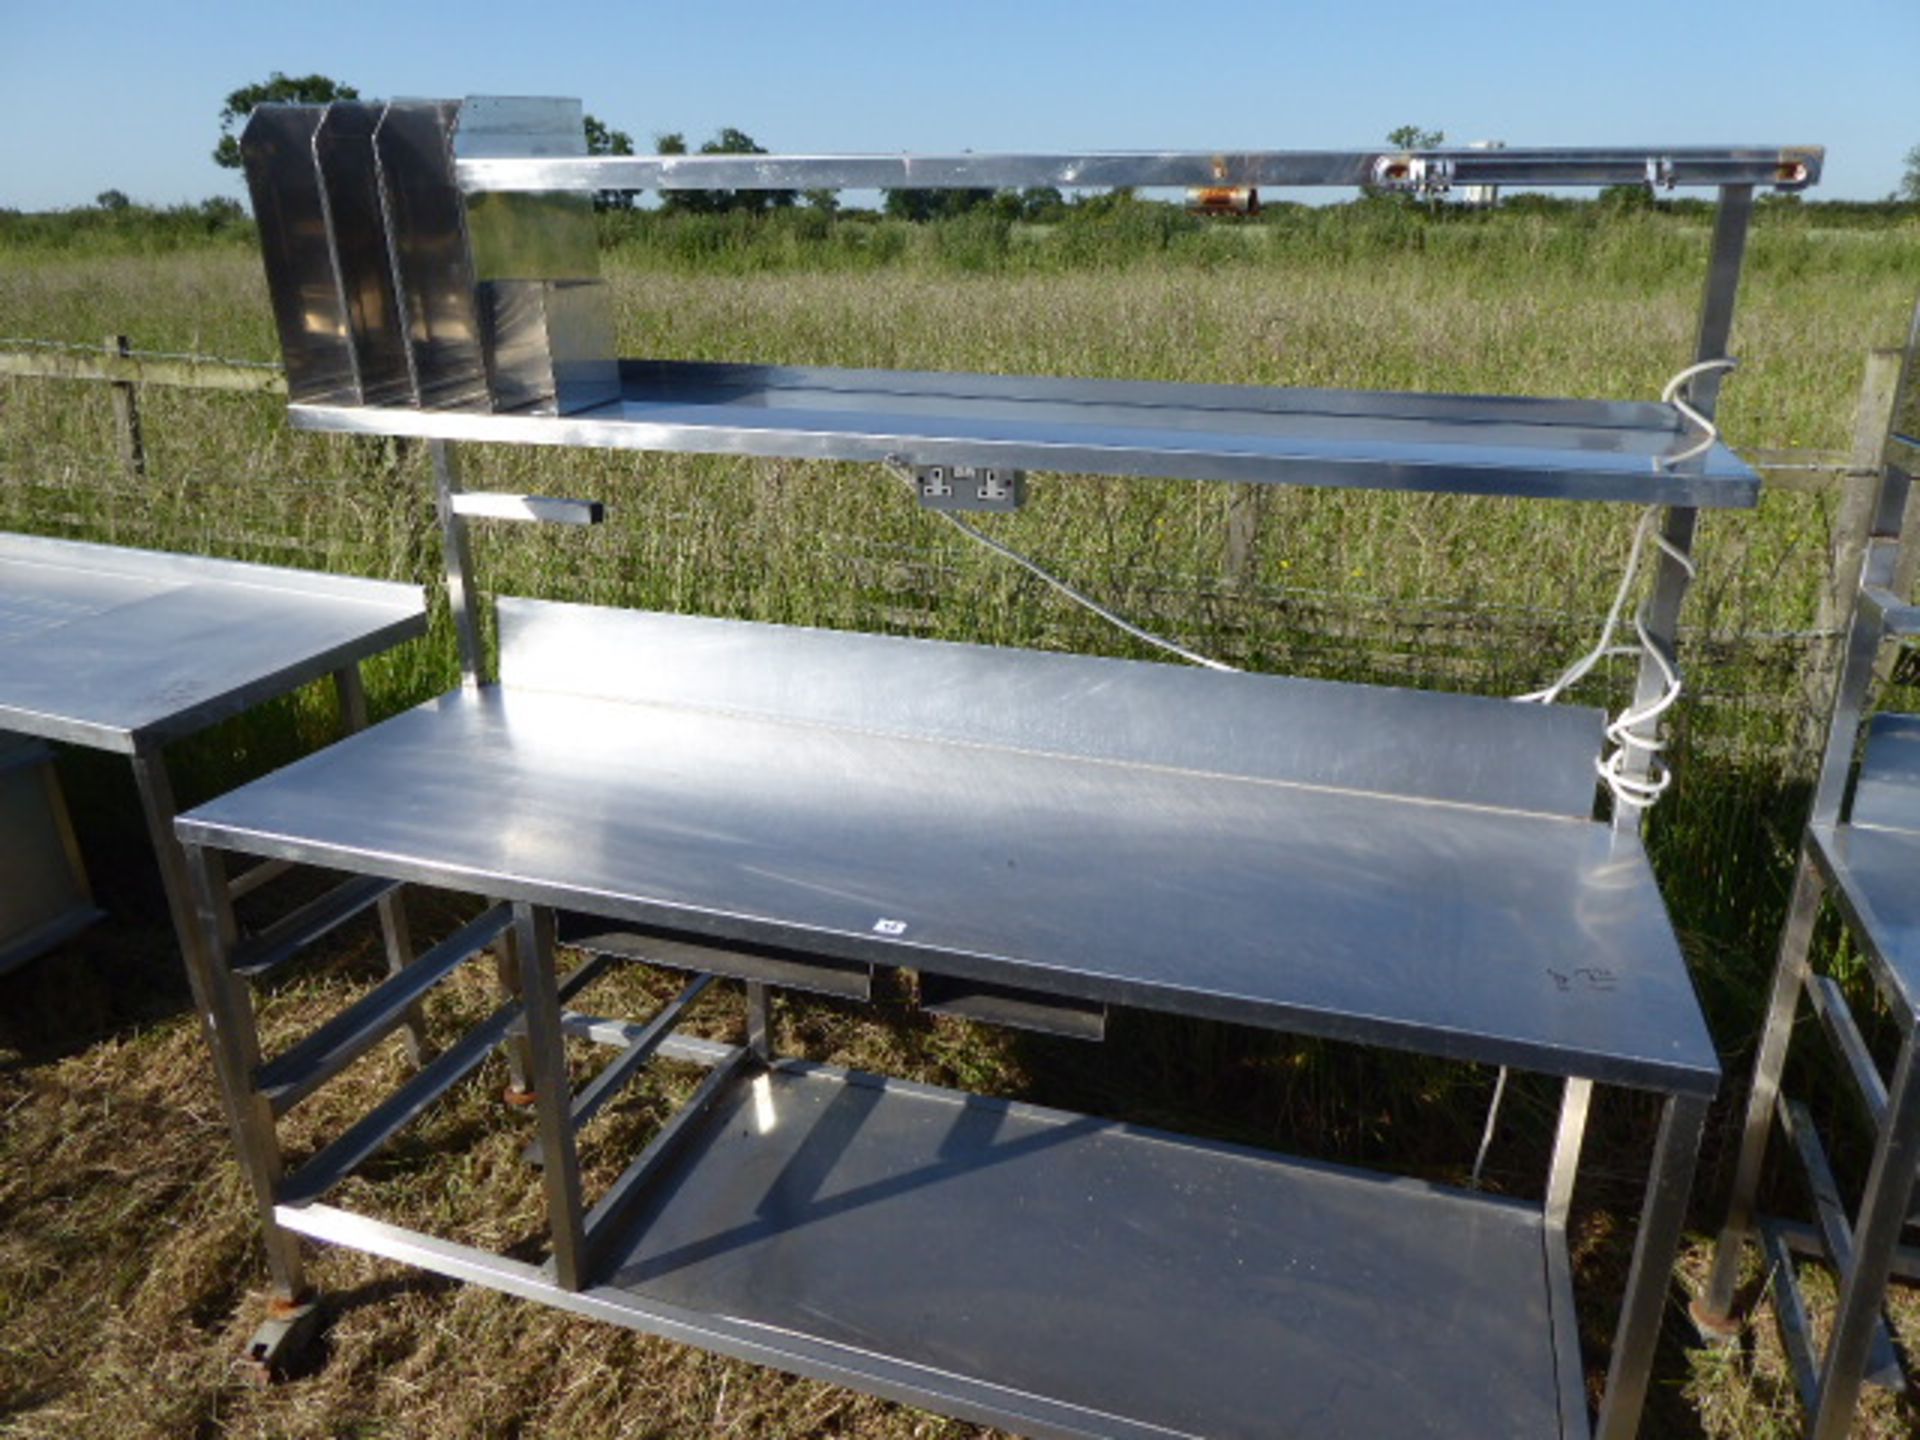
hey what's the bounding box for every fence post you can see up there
[1225,485,1265,588]
[105,334,148,482]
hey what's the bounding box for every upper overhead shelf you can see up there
[239,96,1806,506]
[289,358,1762,507]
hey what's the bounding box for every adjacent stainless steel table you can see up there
[0,532,426,973]
[1694,303,1920,1436]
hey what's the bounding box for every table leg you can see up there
[1594,1091,1709,1440]
[512,902,587,1289]
[1695,854,1824,1332]
[1809,1035,1920,1439]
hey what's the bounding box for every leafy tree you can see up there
[213,71,359,168]
[657,127,794,215]
[1901,143,1920,203]
[94,189,131,211]
[584,113,637,211]
[1385,125,1446,151]
[883,187,995,222]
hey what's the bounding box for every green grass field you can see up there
[2,213,1919,1436]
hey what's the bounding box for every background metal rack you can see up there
[1694,300,1920,1438]
[169,96,1823,1437]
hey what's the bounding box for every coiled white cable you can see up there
[1658,357,1737,470]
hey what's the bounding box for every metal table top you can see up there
[179,664,1718,1093]
[600,1059,1567,1440]
[0,534,427,753]
[1806,713,1920,1021]
[289,359,1761,507]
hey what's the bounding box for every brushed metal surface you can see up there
[177,664,1717,1092]
[314,102,414,406]
[288,358,1761,505]
[239,105,357,405]
[497,599,1606,818]
[1853,713,1920,835]
[603,1060,1563,1440]
[0,534,426,751]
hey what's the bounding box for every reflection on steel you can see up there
[0,733,101,972]
[1696,301,1920,1437]
[173,93,1807,1431]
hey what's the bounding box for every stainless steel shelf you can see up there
[286,360,1761,506]
[584,1059,1567,1440]
[178,602,1720,1095]
[0,533,427,753]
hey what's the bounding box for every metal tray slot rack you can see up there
[171,95,1827,1436]
[1695,301,1920,1438]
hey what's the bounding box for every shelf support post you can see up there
[1613,182,1753,835]
[431,439,490,687]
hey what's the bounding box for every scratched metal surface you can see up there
[181,609,1716,1092]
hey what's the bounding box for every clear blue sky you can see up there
[1,0,1913,209]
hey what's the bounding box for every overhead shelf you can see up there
[288,360,1761,506]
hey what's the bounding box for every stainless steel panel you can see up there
[0,734,99,972]
[497,598,1605,817]
[600,1060,1562,1439]
[455,143,1824,195]
[917,972,1106,1040]
[1854,713,1920,835]
[556,915,874,1003]
[454,96,616,415]
[176,682,1719,1092]
[314,102,413,406]
[372,100,491,410]
[239,106,356,405]
[1810,823,1920,1023]
[289,359,1761,505]
[0,534,426,751]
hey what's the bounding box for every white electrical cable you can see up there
[1470,1065,1509,1189]
[1657,357,1737,470]
[885,459,1238,673]
[1513,359,1734,810]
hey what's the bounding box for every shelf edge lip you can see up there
[168,807,1724,1098]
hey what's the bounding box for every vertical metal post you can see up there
[105,333,147,484]
[1593,1091,1709,1440]
[169,826,307,1299]
[493,920,536,1101]
[431,439,488,686]
[1809,1036,1920,1439]
[1612,184,1753,835]
[511,902,588,1290]
[1544,1077,1592,1231]
[333,664,425,1066]
[1695,857,1824,1325]
[1542,1076,1594,1440]
[746,981,773,1062]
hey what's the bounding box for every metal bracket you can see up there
[448,492,605,525]
[912,463,1026,512]
[241,1295,323,1384]
[1370,155,1455,194]
[1645,157,1677,192]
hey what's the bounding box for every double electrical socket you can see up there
[913,463,1026,512]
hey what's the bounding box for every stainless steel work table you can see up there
[0,532,426,973]
[175,600,1719,1438]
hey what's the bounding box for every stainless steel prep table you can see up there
[0,532,426,974]
[164,94,1824,1436]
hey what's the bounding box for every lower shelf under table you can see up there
[290,1059,1572,1440]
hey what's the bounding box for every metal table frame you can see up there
[1693,301,1920,1437]
[164,96,1825,1435]
[0,533,427,1003]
